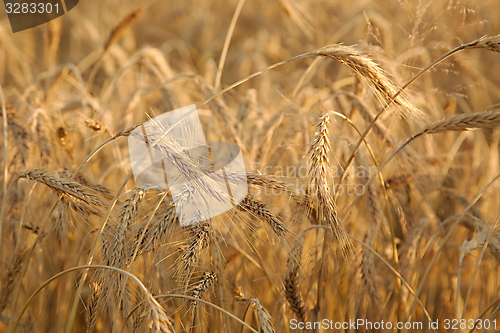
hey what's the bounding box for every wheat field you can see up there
[1,0,500,332]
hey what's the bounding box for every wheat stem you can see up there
[214,0,246,92]
[122,294,259,333]
[0,84,7,253]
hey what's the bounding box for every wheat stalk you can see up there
[19,169,104,209]
[245,172,296,195]
[359,183,382,304]
[85,281,101,333]
[7,111,29,167]
[59,169,114,200]
[237,196,287,238]
[308,114,353,256]
[189,270,218,328]
[51,199,70,244]
[339,34,500,194]
[252,299,276,333]
[312,44,415,116]
[132,201,178,255]
[176,220,213,289]
[190,270,218,309]
[363,110,500,198]
[0,249,26,313]
[144,294,174,333]
[423,110,500,134]
[102,186,147,268]
[228,277,249,303]
[465,35,500,53]
[103,9,142,51]
[284,235,307,322]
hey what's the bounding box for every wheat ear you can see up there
[176,221,212,289]
[312,44,415,116]
[363,110,500,198]
[308,114,353,257]
[189,270,218,329]
[237,196,287,238]
[340,34,500,189]
[19,169,104,209]
[0,249,26,313]
[252,299,276,333]
[284,234,307,322]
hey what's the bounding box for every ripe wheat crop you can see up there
[1,0,500,332]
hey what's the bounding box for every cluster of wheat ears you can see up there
[1,0,500,332]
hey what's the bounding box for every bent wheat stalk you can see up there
[19,169,104,208]
[12,265,174,333]
[347,110,500,218]
[122,294,259,333]
[340,34,500,187]
[312,45,414,115]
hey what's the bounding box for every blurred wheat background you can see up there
[1,0,500,332]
